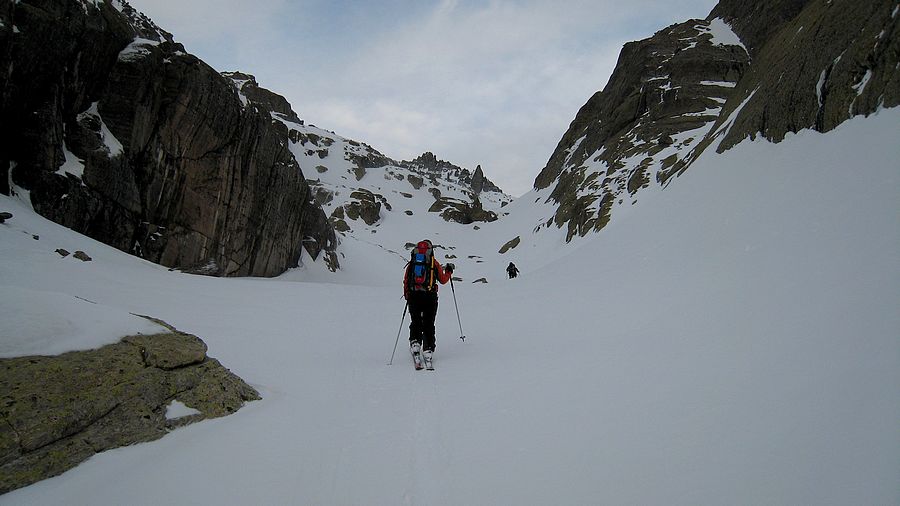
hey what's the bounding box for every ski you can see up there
[411,347,424,370]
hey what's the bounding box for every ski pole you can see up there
[388,301,408,365]
[449,277,466,342]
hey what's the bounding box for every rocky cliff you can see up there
[0,0,335,277]
[534,0,899,241]
[709,0,899,150]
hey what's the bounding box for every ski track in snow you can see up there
[405,375,448,504]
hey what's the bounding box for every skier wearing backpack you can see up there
[404,239,454,367]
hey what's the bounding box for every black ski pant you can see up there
[408,290,439,352]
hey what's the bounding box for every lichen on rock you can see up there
[0,321,259,494]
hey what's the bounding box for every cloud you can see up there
[305,0,648,194]
[129,0,295,70]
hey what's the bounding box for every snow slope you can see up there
[1,109,898,505]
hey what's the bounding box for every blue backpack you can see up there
[408,240,435,291]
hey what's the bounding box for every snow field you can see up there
[0,109,898,505]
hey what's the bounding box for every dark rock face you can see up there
[471,165,486,194]
[535,0,899,242]
[407,174,425,190]
[470,164,501,195]
[712,0,900,151]
[401,152,503,195]
[534,18,749,241]
[498,236,520,254]
[708,0,811,56]
[0,1,335,277]
[0,325,260,495]
[223,71,302,124]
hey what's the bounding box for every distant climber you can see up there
[404,239,454,366]
[506,262,519,279]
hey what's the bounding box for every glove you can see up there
[445,262,455,273]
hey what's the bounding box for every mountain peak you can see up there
[113,0,175,44]
[222,71,303,124]
[406,151,458,172]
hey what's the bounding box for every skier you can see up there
[506,261,519,279]
[404,239,454,368]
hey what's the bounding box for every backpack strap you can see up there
[407,242,435,292]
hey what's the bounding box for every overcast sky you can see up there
[127,0,718,196]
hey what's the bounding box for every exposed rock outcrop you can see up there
[223,71,302,124]
[534,0,899,242]
[499,236,520,254]
[534,17,749,241]
[407,151,454,172]
[0,323,259,494]
[471,165,486,194]
[0,0,336,277]
[428,196,498,224]
[708,0,810,56]
[341,189,383,226]
[401,152,503,195]
[711,0,900,151]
